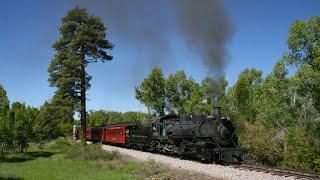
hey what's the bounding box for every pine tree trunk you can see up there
[80,64,87,138]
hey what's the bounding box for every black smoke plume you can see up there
[172,0,233,74]
[48,0,233,75]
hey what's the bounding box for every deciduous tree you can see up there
[255,60,297,128]
[135,67,166,116]
[285,17,320,113]
[165,70,193,114]
[201,76,228,107]
[234,68,262,121]
[0,85,10,155]
[183,79,208,115]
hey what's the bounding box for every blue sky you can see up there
[0,0,319,112]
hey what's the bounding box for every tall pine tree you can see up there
[48,7,113,135]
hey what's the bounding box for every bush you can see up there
[283,127,320,173]
[64,143,119,161]
[56,137,71,147]
[241,123,284,166]
[48,137,72,152]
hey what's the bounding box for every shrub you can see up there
[241,123,284,166]
[56,137,71,147]
[48,137,72,152]
[283,127,320,173]
[64,144,119,161]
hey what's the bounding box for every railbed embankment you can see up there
[101,144,293,180]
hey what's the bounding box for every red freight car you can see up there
[104,126,126,144]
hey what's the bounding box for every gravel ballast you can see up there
[101,145,294,180]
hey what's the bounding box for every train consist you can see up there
[75,107,244,164]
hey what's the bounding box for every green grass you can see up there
[0,149,137,180]
[0,139,214,180]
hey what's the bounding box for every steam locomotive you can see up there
[76,107,244,164]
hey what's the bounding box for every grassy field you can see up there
[0,139,213,180]
[0,147,135,179]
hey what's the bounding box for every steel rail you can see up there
[233,164,320,179]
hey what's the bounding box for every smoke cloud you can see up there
[57,0,233,75]
[172,0,233,73]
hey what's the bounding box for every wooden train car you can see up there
[83,122,140,145]
[104,125,126,144]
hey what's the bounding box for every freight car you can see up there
[77,107,244,164]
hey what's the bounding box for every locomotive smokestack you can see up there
[213,107,221,117]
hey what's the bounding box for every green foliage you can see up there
[136,68,229,116]
[286,17,320,68]
[0,84,72,154]
[234,75,249,113]
[48,7,114,131]
[183,81,209,115]
[227,17,320,173]
[87,110,117,126]
[201,76,228,107]
[88,110,148,126]
[36,98,73,141]
[255,60,297,128]
[10,102,37,152]
[0,85,9,116]
[0,85,10,155]
[292,64,320,113]
[52,137,72,151]
[64,143,119,161]
[135,67,166,115]
[1,141,210,180]
[283,127,320,172]
[49,7,114,92]
[0,97,40,153]
[241,123,284,166]
[285,16,320,113]
[122,111,149,124]
[165,70,194,114]
[233,68,262,121]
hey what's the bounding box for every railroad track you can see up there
[233,164,320,179]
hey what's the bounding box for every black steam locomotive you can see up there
[83,107,244,164]
[127,107,244,164]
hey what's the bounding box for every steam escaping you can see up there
[55,0,233,75]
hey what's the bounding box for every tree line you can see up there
[87,110,148,126]
[0,83,147,155]
[0,86,75,154]
[134,17,320,173]
[135,68,228,116]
